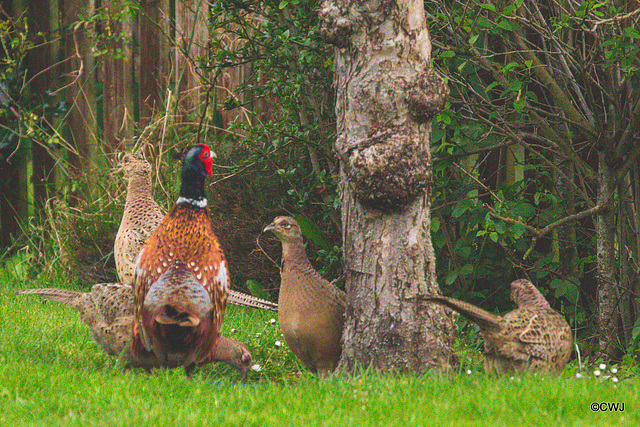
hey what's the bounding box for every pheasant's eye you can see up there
[283,223,291,229]
[201,150,209,159]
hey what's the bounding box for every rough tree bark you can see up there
[319,0,456,373]
[595,152,619,359]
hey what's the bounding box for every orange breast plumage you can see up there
[130,144,229,374]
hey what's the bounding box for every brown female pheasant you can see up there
[131,143,228,375]
[17,286,252,375]
[115,151,278,311]
[424,279,573,374]
[115,153,164,285]
[265,216,346,374]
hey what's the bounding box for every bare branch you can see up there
[486,202,606,260]
[454,163,503,204]
[513,31,597,139]
[589,7,640,32]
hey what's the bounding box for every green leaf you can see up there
[549,279,579,305]
[452,198,473,218]
[511,223,525,239]
[293,215,331,252]
[445,269,459,286]
[479,3,496,12]
[245,280,272,301]
[431,216,440,233]
[485,81,500,93]
[459,264,474,276]
[497,20,513,32]
[279,1,288,9]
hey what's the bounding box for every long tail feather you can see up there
[16,288,84,309]
[424,295,503,331]
[228,290,278,311]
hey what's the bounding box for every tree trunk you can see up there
[139,0,171,126]
[618,175,637,347]
[595,152,619,359]
[633,167,640,330]
[102,0,134,151]
[320,0,456,373]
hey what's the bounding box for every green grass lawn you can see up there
[1,266,638,426]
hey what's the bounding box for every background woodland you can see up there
[0,0,639,362]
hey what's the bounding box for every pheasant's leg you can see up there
[184,363,196,378]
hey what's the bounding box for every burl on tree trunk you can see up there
[319,0,456,373]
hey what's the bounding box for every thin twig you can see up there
[589,7,640,32]
[453,163,504,204]
[255,233,280,271]
[485,202,606,259]
[49,29,83,96]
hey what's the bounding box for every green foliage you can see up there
[0,16,67,158]
[202,0,341,283]
[426,0,640,355]
[205,0,337,218]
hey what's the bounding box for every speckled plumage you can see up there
[17,285,252,375]
[115,152,278,312]
[132,144,228,373]
[115,153,165,285]
[265,216,346,374]
[425,279,572,374]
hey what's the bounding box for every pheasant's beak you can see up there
[263,223,275,233]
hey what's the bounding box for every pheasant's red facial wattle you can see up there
[198,144,214,177]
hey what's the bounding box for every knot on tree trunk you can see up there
[407,69,449,123]
[319,1,355,48]
[345,127,431,210]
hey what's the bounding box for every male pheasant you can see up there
[17,286,252,375]
[131,143,228,375]
[424,279,573,374]
[264,216,346,374]
[115,151,277,312]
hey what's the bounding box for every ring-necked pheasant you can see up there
[264,216,346,374]
[17,286,252,375]
[424,279,573,374]
[115,151,278,312]
[132,143,228,375]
